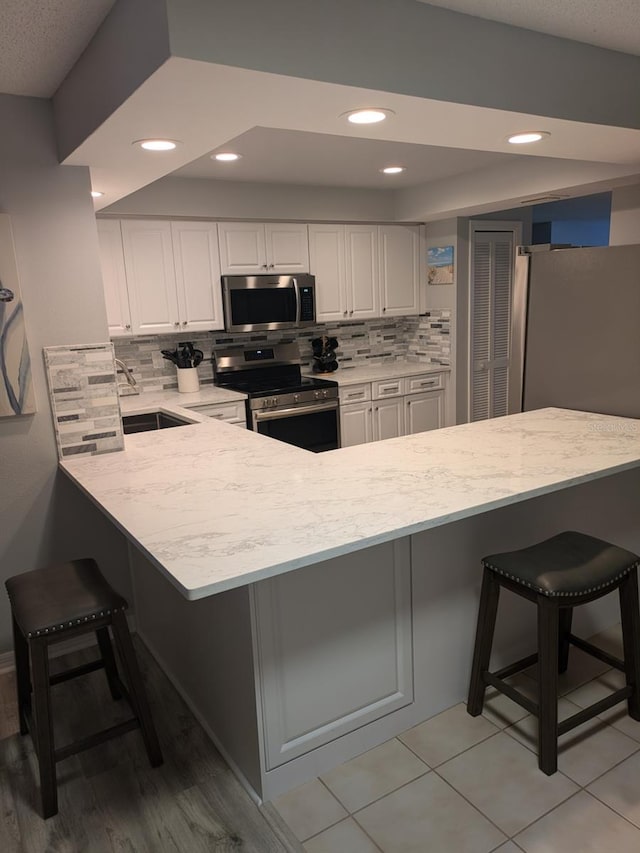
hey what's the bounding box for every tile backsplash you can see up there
[44,342,124,458]
[113,313,451,395]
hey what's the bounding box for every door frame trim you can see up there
[467,221,523,422]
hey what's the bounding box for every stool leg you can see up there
[96,627,122,701]
[558,607,573,674]
[110,611,163,767]
[619,569,640,721]
[468,569,500,716]
[12,616,31,736]
[538,596,559,775]
[30,639,58,819]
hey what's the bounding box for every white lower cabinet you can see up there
[340,372,447,447]
[252,540,413,769]
[405,389,445,434]
[340,401,373,447]
[372,397,405,441]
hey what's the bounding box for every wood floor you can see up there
[0,640,302,853]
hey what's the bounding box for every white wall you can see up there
[610,184,640,245]
[103,176,397,222]
[0,94,129,653]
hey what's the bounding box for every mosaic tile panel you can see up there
[44,342,123,459]
[405,310,451,365]
[112,317,417,395]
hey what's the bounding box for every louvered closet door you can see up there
[470,232,514,421]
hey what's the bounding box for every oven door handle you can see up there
[254,400,338,422]
[292,277,301,324]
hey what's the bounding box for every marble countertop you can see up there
[306,362,449,386]
[61,408,640,601]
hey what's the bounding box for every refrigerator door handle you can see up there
[508,248,531,414]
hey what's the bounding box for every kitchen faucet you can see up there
[115,358,138,394]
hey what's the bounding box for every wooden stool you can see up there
[5,558,163,818]
[467,531,640,775]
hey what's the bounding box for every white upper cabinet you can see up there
[379,225,420,316]
[345,225,379,320]
[218,222,309,274]
[171,221,224,332]
[265,223,309,272]
[121,220,180,335]
[308,224,347,322]
[96,220,131,337]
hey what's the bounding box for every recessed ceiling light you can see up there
[90,190,104,198]
[213,152,241,162]
[507,131,550,145]
[381,166,406,174]
[344,108,393,124]
[134,139,179,151]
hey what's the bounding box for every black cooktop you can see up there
[220,374,337,398]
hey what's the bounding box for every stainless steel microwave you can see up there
[221,274,316,333]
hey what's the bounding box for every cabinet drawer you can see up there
[403,373,444,395]
[339,383,371,404]
[372,378,403,399]
[185,401,246,422]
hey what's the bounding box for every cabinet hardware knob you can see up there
[269,263,274,269]
[174,321,180,327]
[349,310,353,315]
[343,311,347,316]
[262,264,268,269]
[182,321,187,326]
[382,307,386,312]
[125,324,131,330]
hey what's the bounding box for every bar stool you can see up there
[467,531,640,775]
[5,558,163,818]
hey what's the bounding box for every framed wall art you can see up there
[0,214,36,416]
[427,245,454,285]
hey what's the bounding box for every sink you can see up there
[122,411,191,434]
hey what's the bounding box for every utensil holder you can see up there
[177,367,199,393]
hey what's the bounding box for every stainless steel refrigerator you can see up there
[509,244,640,419]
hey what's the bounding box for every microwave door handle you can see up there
[292,277,301,324]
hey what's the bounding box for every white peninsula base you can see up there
[130,466,640,803]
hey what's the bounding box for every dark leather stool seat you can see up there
[5,558,163,818]
[467,531,640,775]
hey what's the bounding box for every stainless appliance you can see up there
[213,342,340,452]
[221,274,316,333]
[510,244,640,418]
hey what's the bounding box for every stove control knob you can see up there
[322,390,328,399]
[314,390,321,399]
[294,394,299,403]
[272,397,278,407]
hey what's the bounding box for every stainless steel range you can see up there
[213,342,340,452]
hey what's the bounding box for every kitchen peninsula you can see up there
[60,408,640,802]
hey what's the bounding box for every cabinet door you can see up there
[218,222,268,274]
[308,224,347,322]
[253,540,413,769]
[340,401,372,447]
[121,220,179,335]
[265,223,309,272]
[405,390,445,435]
[372,397,405,441]
[96,220,131,336]
[171,222,224,332]
[379,225,420,316]
[345,225,379,319]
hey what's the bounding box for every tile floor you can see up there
[273,624,640,852]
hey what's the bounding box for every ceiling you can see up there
[421,0,640,56]
[173,127,522,189]
[0,0,116,98]
[2,1,640,215]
